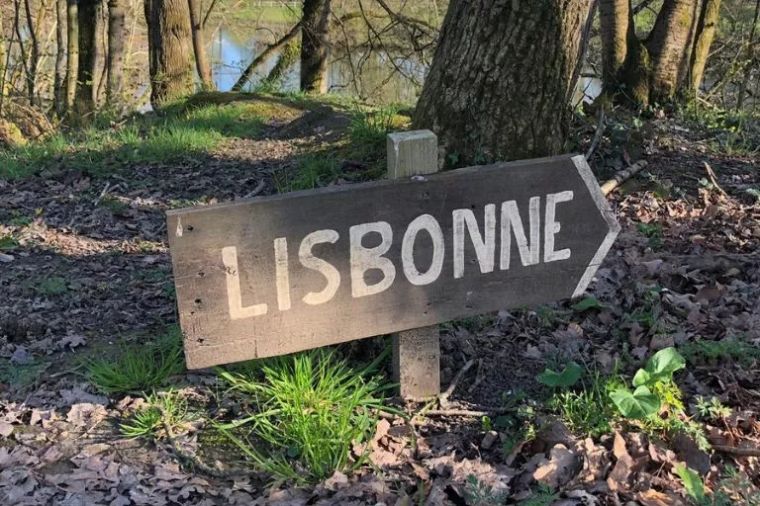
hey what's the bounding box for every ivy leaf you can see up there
[633,347,686,387]
[571,296,605,312]
[536,362,583,389]
[674,463,705,501]
[609,386,660,419]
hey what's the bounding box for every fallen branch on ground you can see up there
[601,160,648,196]
[438,359,475,408]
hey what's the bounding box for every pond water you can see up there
[210,26,602,106]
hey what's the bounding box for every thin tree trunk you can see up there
[144,0,195,108]
[231,21,301,92]
[599,0,650,104]
[74,0,98,118]
[413,0,592,166]
[106,0,126,106]
[23,0,40,105]
[300,0,331,93]
[646,0,699,102]
[0,7,7,110]
[93,0,108,105]
[736,0,759,110]
[262,40,299,88]
[65,0,78,114]
[188,0,214,90]
[54,0,67,116]
[689,0,721,94]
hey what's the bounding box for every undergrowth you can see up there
[87,327,185,394]
[215,349,393,483]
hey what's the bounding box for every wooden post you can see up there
[387,130,441,399]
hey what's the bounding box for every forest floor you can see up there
[0,93,759,505]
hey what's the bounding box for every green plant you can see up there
[695,396,731,421]
[610,347,685,419]
[680,338,760,365]
[34,276,69,296]
[536,361,582,389]
[549,371,619,438]
[518,484,559,506]
[120,389,188,440]
[215,350,392,483]
[636,222,664,249]
[463,475,507,506]
[87,328,185,394]
[675,463,706,504]
[571,296,605,312]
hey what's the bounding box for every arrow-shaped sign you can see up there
[167,154,619,369]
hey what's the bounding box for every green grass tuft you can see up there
[215,349,392,483]
[87,327,185,394]
[120,389,188,440]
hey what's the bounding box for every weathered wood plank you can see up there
[167,154,617,369]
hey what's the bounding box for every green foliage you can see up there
[675,463,706,503]
[680,338,760,365]
[34,276,69,296]
[0,358,47,390]
[0,102,268,179]
[548,371,618,438]
[281,156,341,191]
[536,362,583,389]
[636,222,664,249]
[87,328,185,394]
[0,234,19,250]
[215,350,392,483]
[695,396,732,421]
[348,104,401,160]
[610,348,685,419]
[571,296,605,312]
[463,475,507,506]
[119,390,188,440]
[517,484,559,506]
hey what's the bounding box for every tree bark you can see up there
[188,0,214,90]
[413,0,592,166]
[93,0,108,105]
[144,0,195,108]
[232,21,301,92]
[645,0,699,102]
[23,0,40,105]
[0,7,7,108]
[55,0,68,116]
[300,0,331,93]
[74,0,99,117]
[688,0,721,94]
[65,0,79,114]
[106,0,126,106]
[599,0,650,104]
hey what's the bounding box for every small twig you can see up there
[601,160,648,196]
[585,103,606,160]
[438,359,475,408]
[94,181,111,206]
[161,410,237,478]
[467,359,485,393]
[242,179,266,199]
[704,161,729,197]
[712,444,760,457]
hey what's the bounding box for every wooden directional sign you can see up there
[167,154,619,369]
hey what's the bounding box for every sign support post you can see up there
[387,130,441,399]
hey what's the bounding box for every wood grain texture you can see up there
[167,155,616,369]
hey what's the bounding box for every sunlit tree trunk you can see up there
[23,0,40,105]
[0,7,7,108]
[300,0,330,93]
[74,0,99,117]
[55,0,68,116]
[646,0,699,102]
[65,0,79,114]
[689,0,721,94]
[144,0,195,107]
[188,0,214,90]
[413,0,591,166]
[599,0,650,104]
[106,0,125,106]
[736,0,759,110]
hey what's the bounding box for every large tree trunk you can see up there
[413,0,592,166]
[65,0,79,114]
[300,0,330,93]
[144,0,195,108]
[54,0,68,116]
[188,0,214,90]
[74,0,99,118]
[599,0,650,104]
[646,0,700,102]
[106,0,126,106]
